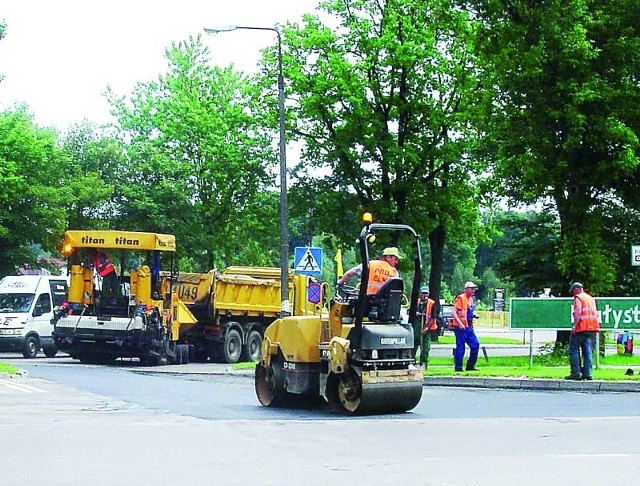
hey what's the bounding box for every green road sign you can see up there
[510,297,640,330]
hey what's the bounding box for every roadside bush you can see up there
[535,342,568,366]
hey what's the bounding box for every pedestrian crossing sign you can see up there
[294,247,323,276]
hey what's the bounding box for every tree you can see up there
[0,20,5,83]
[472,0,640,294]
[279,0,485,303]
[597,202,640,296]
[0,108,68,274]
[489,210,564,297]
[59,121,123,229]
[108,36,280,270]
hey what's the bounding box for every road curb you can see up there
[424,376,640,392]
[132,368,254,378]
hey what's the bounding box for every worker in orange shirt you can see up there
[566,282,600,380]
[452,281,480,372]
[417,286,437,369]
[337,247,400,294]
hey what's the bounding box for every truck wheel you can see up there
[43,345,58,358]
[223,329,242,364]
[241,330,263,363]
[22,336,39,358]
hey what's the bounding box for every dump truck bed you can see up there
[173,269,285,319]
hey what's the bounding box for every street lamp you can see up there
[204,25,290,315]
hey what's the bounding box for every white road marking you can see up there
[0,380,47,393]
[556,453,633,458]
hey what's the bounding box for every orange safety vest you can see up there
[422,298,437,333]
[453,292,470,329]
[94,252,115,277]
[366,260,398,294]
[574,292,600,332]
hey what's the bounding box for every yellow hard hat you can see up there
[382,247,401,259]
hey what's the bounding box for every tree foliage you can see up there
[472,0,640,293]
[59,121,122,229]
[107,36,280,270]
[598,202,640,296]
[490,210,564,296]
[278,0,485,299]
[0,20,5,83]
[0,108,68,274]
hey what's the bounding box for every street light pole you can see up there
[204,25,290,315]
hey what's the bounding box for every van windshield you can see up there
[0,293,35,313]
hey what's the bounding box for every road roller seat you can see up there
[366,277,404,322]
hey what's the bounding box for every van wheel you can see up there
[43,345,58,358]
[22,336,39,358]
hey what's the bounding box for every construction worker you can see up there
[417,286,437,369]
[452,281,480,372]
[566,282,600,380]
[93,250,119,305]
[337,247,400,295]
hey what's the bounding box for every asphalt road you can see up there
[2,355,640,485]
[7,356,640,419]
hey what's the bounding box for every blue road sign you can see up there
[294,247,323,276]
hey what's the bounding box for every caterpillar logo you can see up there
[380,337,406,345]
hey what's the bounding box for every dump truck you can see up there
[255,215,424,415]
[52,230,197,365]
[173,267,320,364]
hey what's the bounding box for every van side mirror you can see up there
[33,307,43,317]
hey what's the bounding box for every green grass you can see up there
[0,361,19,374]
[424,365,640,381]
[425,353,640,381]
[434,335,522,345]
[235,361,257,371]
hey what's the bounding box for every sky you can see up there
[0,0,320,131]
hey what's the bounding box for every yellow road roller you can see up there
[255,217,423,414]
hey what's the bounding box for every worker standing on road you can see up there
[337,247,400,294]
[417,286,437,369]
[452,281,480,372]
[566,282,600,381]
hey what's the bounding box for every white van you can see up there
[0,275,69,358]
